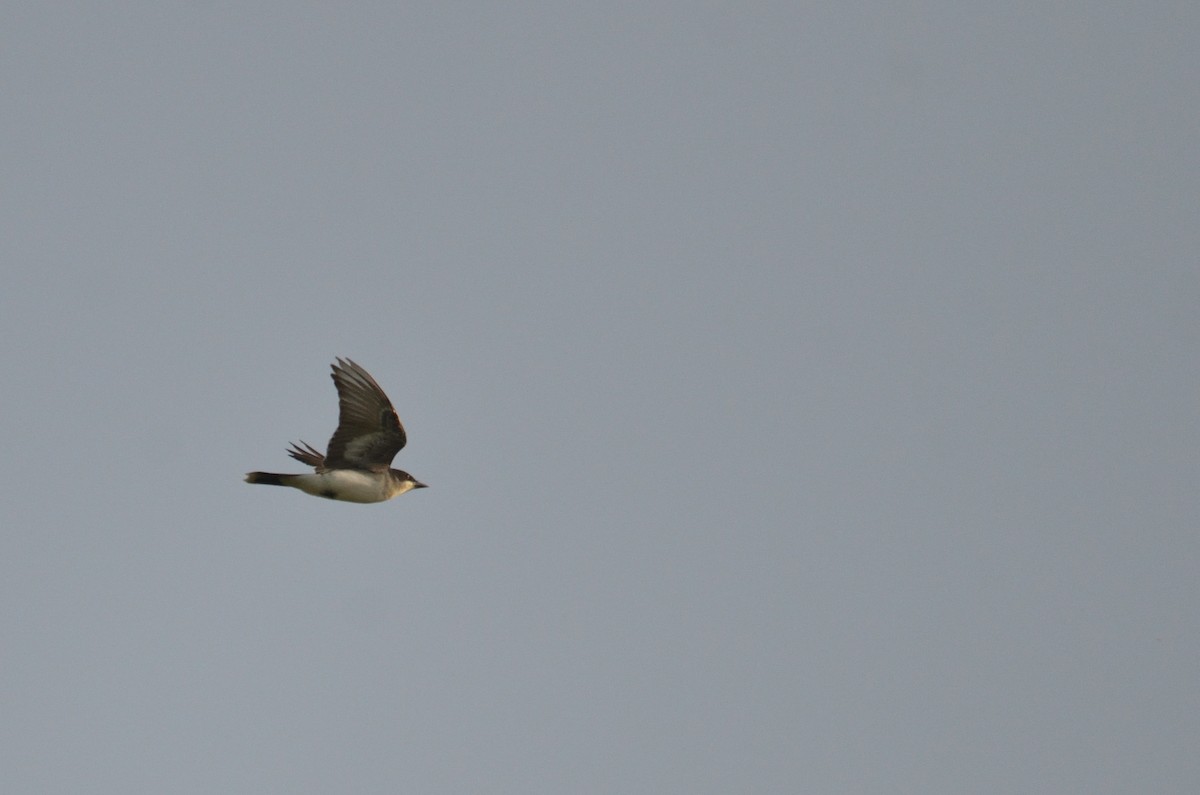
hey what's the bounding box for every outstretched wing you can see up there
[324,358,407,470]
[287,441,326,469]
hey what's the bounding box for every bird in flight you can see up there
[245,358,427,503]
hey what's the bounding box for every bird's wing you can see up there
[324,358,407,470]
[287,441,326,469]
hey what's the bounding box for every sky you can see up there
[1,3,1197,793]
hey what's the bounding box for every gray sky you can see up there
[2,3,1197,792]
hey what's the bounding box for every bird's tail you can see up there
[245,472,294,487]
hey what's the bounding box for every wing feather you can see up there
[287,441,326,469]
[324,358,407,470]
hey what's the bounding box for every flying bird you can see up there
[245,358,427,503]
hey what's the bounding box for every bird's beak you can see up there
[414,482,428,489]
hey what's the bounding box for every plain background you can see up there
[2,3,1197,792]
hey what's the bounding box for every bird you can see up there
[245,358,427,503]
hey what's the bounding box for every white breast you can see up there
[291,470,392,503]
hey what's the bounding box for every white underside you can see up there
[288,470,409,503]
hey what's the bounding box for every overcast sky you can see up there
[2,3,1197,793]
